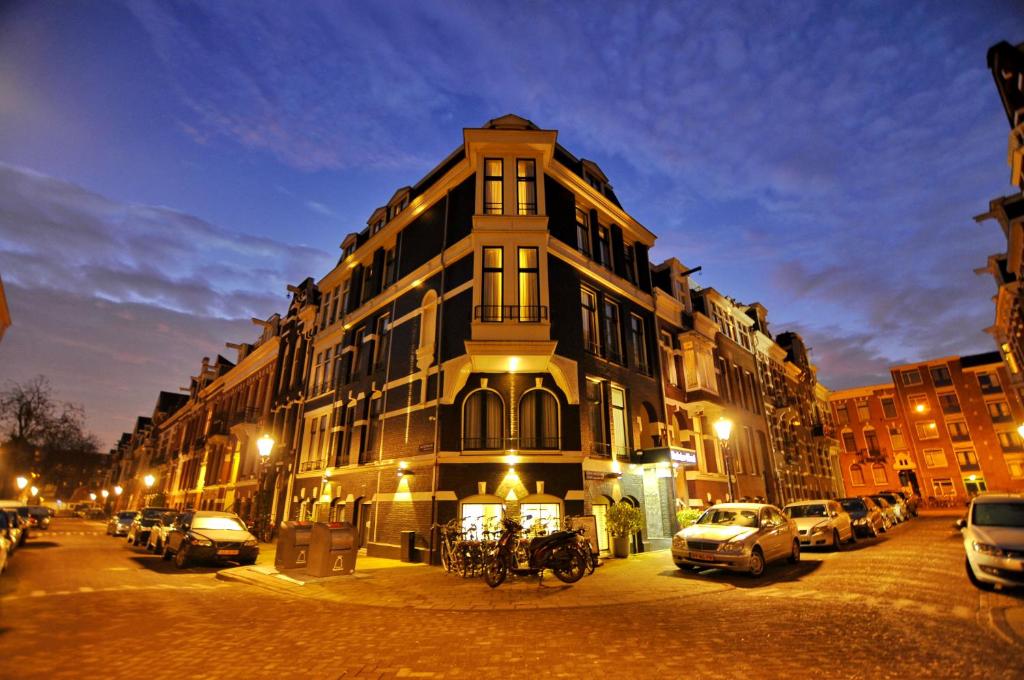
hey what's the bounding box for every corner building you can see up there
[288,115,673,559]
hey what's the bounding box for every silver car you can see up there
[672,503,800,577]
[783,500,856,550]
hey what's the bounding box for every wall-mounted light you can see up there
[397,461,414,477]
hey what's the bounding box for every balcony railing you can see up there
[473,305,548,323]
[298,458,327,473]
[228,406,261,426]
[589,441,630,459]
[858,447,886,461]
[460,436,561,451]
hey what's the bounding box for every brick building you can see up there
[831,352,1024,502]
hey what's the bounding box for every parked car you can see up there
[145,511,181,554]
[958,493,1024,590]
[0,532,9,575]
[889,490,919,517]
[0,510,15,562]
[672,503,800,577]
[127,507,174,546]
[870,496,898,529]
[838,496,885,538]
[3,509,27,548]
[107,511,137,537]
[874,492,910,522]
[163,510,259,568]
[26,506,51,530]
[783,500,855,550]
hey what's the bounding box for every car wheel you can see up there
[788,540,800,564]
[749,548,766,577]
[831,529,841,551]
[174,546,190,569]
[965,557,995,591]
[848,527,857,545]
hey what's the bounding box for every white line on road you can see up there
[78,586,94,593]
[30,590,45,597]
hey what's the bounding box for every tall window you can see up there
[842,431,856,452]
[329,290,339,325]
[629,314,649,374]
[340,278,351,315]
[849,464,865,486]
[348,329,364,383]
[622,244,637,285]
[519,390,558,449]
[481,247,503,321]
[661,331,678,386]
[516,159,536,215]
[363,398,383,464]
[856,402,870,421]
[374,315,390,370]
[320,290,332,331]
[517,247,540,321]
[835,404,849,425]
[581,288,600,354]
[603,300,622,363]
[576,207,591,256]
[595,226,611,268]
[463,390,503,450]
[384,248,397,287]
[586,379,607,456]
[889,425,905,449]
[361,260,376,304]
[484,158,503,214]
[871,464,887,484]
[609,385,628,457]
[864,429,880,454]
[881,397,897,419]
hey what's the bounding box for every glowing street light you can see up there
[143,474,155,488]
[30,485,38,497]
[15,476,28,490]
[101,489,110,499]
[256,434,275,459]
[714,417,736,501]
[89,492,97,501]
[1017,423,1024,440]
[114,485,123,496]
[253,434,276,544]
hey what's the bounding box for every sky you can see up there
[1,1,1022,449]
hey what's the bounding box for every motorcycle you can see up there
[483,515,588,588]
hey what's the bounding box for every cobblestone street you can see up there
[1,515,1022,679]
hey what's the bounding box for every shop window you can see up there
[932,478,955,497]
[519,389,559,450]
[463,389,504,450]
[519,502,562,535]
[963,476,987,495]
[461,502,504,540]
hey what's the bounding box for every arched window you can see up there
[871,463,887,485]
[519,389,559,450]
[463,389,504,450]
[850,464,865,486]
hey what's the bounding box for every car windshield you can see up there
[142,508,173,519]
[696,508,759,528]
[27,507,48,517]
[973,502,1024,528]
[192,516,246,531]
[871,497,890,507]
[118,512,137,520]
[784,504,827,518]
[879,494,899,503]
[839,500,865,513]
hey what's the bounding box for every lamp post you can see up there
[30,485,38,498]
[15,476,28,491]
[255,434,275,541]
[713,417,735,501]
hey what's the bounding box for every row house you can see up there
[977,40,1024,383]
[831,352,1024,502]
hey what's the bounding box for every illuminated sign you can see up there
[670,448,698,465]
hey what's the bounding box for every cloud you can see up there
[305,200,336,217]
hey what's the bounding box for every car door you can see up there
[168,512,191,553]
[759,508,783,560]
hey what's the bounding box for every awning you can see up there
[633,446,698,467]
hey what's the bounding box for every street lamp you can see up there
[15,476,28,490]
[89,492,97,501]
[256,434,275,459]
[713,417,735,501]
[30,485,38,497]
[114,485,123,496]
[1017,423,1024,440]
[143,474,155,488]
[254,434,275,542]
[101,489,109,499]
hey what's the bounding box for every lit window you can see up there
[484,159,503,214]
[463,389,504,450]
[581,288,600,355]
[517,247,540,322]
[480,247,504,322]
[923,448,947,468]
[516,159,536,215]
[519,390,559,450]
[603,300,622,364]
[915,421,938,440]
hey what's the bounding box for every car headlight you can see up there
[853,518,867,525]
[190,537,213,547]
[812,524,829,534]
[718,541,745,554]
[244,539,258,547]
[673,536,686,549]
[972,541,1005,557]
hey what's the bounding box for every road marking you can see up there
[78,586,94,593]
[30,590,45,597]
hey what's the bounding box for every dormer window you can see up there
[483,159,503,214]
[371,219,384,235]
[516,159,537,215]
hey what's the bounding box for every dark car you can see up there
[0,510,17,556]
[4,509,28,548]
[162,510,258,568]
[126,507,174,546]
[26,506,51,530]
[838,497,885,538]
[107,511,137,537]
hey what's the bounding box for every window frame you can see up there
[481,246,504,322]
[517,247,541,322]
[628,313,649,375]
[483,158,504,215]
[516,158,537,215]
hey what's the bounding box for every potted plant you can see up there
[607,502,643,558]
[677,507,702,529]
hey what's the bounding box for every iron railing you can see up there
[473,305,548,323]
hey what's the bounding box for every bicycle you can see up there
[564,516,598,575]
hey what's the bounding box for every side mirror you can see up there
[955,518,966,530]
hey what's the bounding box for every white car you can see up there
[783,500,856,550]
[959,493,1024,590]
[672,503,800,577]
[0,534,9,575]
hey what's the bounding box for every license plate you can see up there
[690,551,716,561]
[217,549,239,556]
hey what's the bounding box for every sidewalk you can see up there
[217,547,729,611]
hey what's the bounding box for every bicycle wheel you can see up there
[483,552,507,588]
[579,541,596,575]
[441,541,452,573]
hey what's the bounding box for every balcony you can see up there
[858,447,886,462]
[473,305,548,323]
[298,458,327,473]
[228,406,261,426]
[588,441,630,459]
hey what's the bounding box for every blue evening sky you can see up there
[1,1,1022,447]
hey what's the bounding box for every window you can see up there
[587,379,608,456]
[850,464,865,486]
[1008,460,1024,479]
[842,431,856,453]
[603,300,623,363]
[881,397,897,419]
[481,247,504,322]
[461,503,504,539]
[871,464,887,484]
[987,401,1011,422]
[516,159,536,215]
[889,426,905,450]
[519,390,559,449]
[978,372,1002,394]
[998,431,1023,451]
[595,226,611,268]
[364,398,383,463]
[661,332,678,386]
[915,421,939,439]
[463,389,504,450]
[519,502,561,535]
[340,278,351,315]
[517,247,541,321]
[864,429,880,455]
[320,290,331,331]
[948,421,970,441]
[383,248,397,288]
[902,369,922,386]
[938,393,961,414]
[581,289,600,355]
[576,208,591,256]
[955,449,979,469]
[835,404,849,425]
[930,366,952,386]
[374,315,390,370]
[923,448,948,468]
[483,158,503,214]
[932,478,955,497]
[622,245,637,285]
[329,290,339,325]
[361,260,376,304]
[629,314,649,374]
[348,329,364,383]
[609,385,628,457]
[322,348,333,391]
[856,402,870,422]
[909,394,929,414]
[371,218,384,235]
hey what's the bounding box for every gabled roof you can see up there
[483,114,539,130]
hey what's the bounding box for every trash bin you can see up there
[275,521,312,570]
[306,521,357,577]
[399,530,417,563]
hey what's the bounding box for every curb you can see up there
[216,566,310,598]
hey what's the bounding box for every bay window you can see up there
[484,158,503,214]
